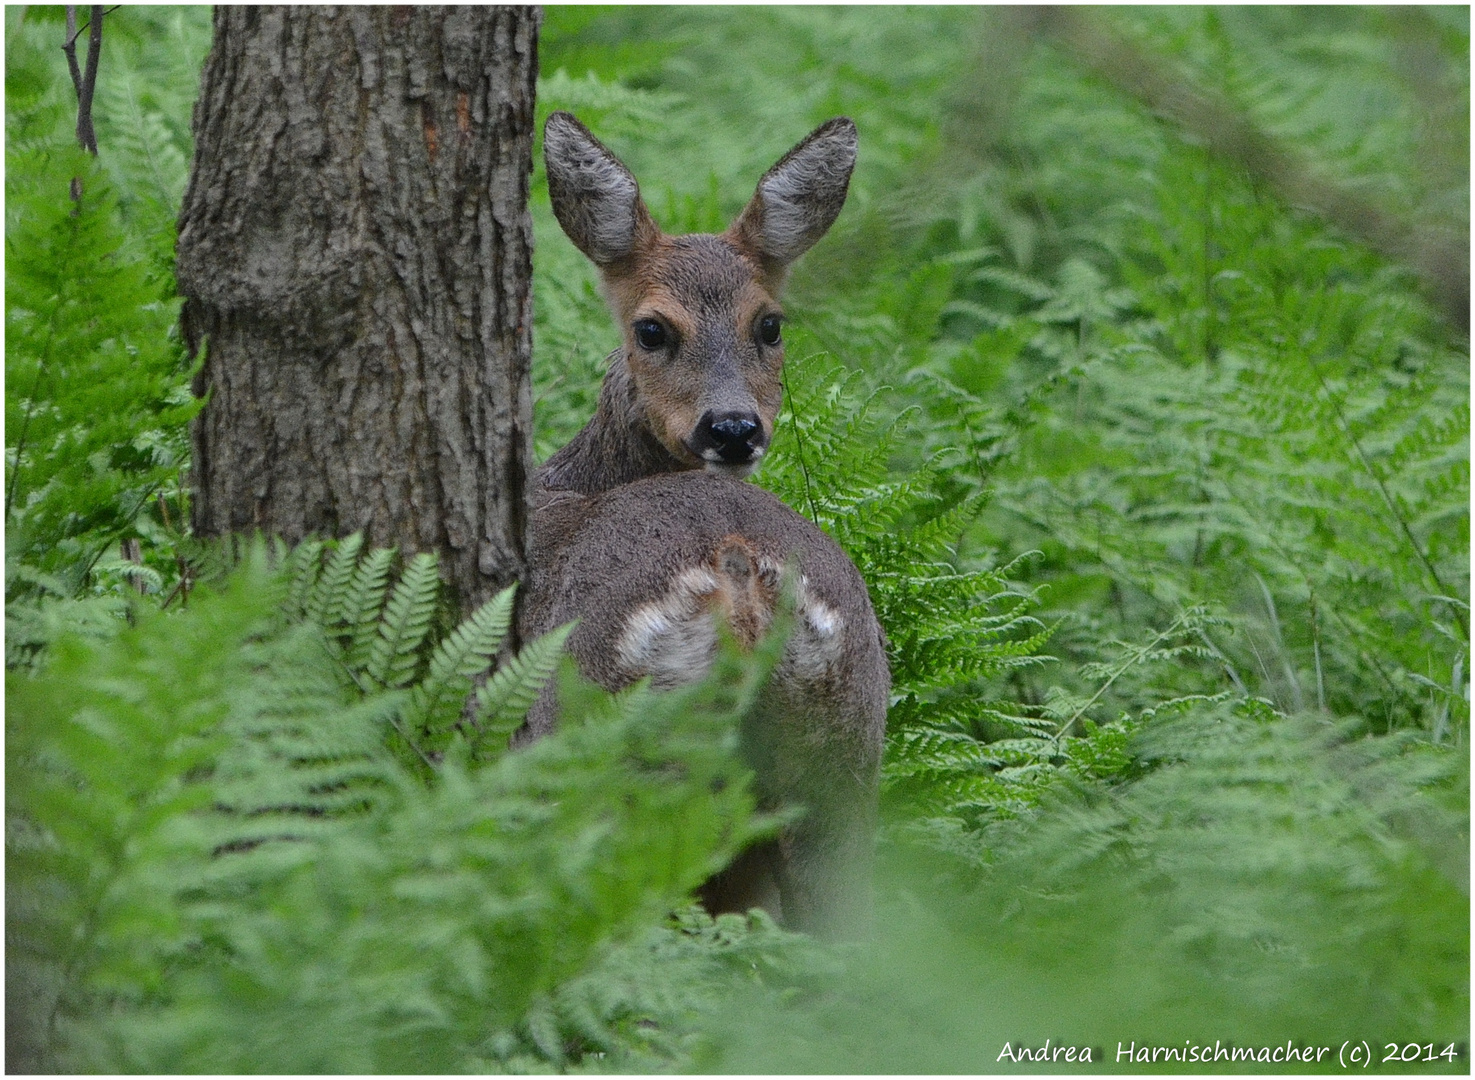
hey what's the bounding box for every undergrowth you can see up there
[8,545,772,1071]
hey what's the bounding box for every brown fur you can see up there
[710,535,780,648]
[520,475,890,936]
[526,113,881,938]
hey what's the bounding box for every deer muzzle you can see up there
[689,409,767,472]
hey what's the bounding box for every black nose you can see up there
[696,410,762,463]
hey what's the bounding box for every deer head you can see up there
[543,111,857,477]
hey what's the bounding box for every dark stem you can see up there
[62,7,84,103]
[76,6,104,155]
[75,480,164,594]
[6,351,51,518]
[63,5,105,157]
[779,363,820,526]
[120,537,147,595]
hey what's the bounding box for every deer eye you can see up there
[758,314,783,347]
[633,319,667,351]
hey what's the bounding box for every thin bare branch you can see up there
[62,7,84,102]
[74,5,105,155]
[62,5,105,156]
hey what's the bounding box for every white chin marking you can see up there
[704,461,758,479]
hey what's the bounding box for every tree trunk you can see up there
[176,5,539,611]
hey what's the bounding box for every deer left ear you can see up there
[730,117,858,277]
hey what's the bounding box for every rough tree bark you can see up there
[176,6,540,611]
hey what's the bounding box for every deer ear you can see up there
[544,111,656,266]
[731,117,857,274]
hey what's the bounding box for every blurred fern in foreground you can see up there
[704,705,1469,1073]
[7,545,770,1072]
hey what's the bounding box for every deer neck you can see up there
[534,349,690,499]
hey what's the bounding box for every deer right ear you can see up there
[544,111,656,266]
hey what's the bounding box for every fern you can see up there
[757,358,1068,828]
[339,545,396,669]
[270,537,562,771]
[702,706,1468,1073]
[275,536,323,622]
[7,557,278,1072]
[405,583,517,753]
[4,552,128,670]
[4,144,196,589]
[981,148,1469,736]
[8,541,776,1072]
[303,531,363,630]
[8,6,1469,1072]
[484,904,830,1071]
[471,622,577,758]
[5,9,203,612]
[364,551,439,689]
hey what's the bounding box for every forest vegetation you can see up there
[6,6,1469,1072]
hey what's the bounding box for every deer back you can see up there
[521,471,890,935]
[524,473,888,727]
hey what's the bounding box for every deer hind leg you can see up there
[751,587,884,938]
[695,838,784,921]
[610,536,866,926]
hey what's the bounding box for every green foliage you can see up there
[4,146,195,588]
[7,5,1469,1074]
[7,545,771,1072]
[760,358,1070,826]
[517,905,829,1071]
[274,535,577,767]
[704,706,1469,1073]
[528,8,1467,1069]
[8,6,210,264]
[985,148,1470,737]
[5,7,210,651]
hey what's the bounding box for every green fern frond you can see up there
[304,533,363,630]
[340,546,396,668]
[278,538,325,623]
[406,584,517,750]
[472,623,577,758]
[270,539,570,774]
[365,551,438,689]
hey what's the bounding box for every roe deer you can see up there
[519,112,888,938]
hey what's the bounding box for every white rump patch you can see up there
[616,567,722,689]
[782,574,846,682]
[616,561,845,689]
